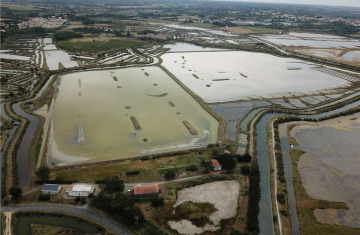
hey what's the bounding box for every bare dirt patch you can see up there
[168,180,240,234]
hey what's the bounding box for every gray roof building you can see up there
[41,184,61,194]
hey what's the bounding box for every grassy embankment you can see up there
[51,151,213,183]
[287,124,300,146]
[267,116,291,235]
[241,27,283,34]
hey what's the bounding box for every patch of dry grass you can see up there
[52,152,209,183]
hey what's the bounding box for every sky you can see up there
[221,0,360,8]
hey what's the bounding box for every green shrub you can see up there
[141,156,150,161]
[211,149,219,156]
[152,197,165,207]
[35,180,78,184]
[185,165,198,172]
[240,165,250,175]
[37,194,50,201]
[164,170,176,180]
[280,210,288,216]
[277,193,286,205]
[126,171,139,175]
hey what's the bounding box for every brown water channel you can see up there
[13,103,39,189]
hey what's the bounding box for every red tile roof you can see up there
[211,159,222,167]
[134,184,161,195]
[68,185,73,190]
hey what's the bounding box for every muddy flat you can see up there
[291,113,360,228]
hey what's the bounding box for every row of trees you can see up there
[91,176,144,225]
[53,31,83,41]
[212,152,252,170]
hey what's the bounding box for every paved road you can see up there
[0,203,132,235]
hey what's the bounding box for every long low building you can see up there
[41,184,61,195]
[132,184,162,197]
[67,183,94,197]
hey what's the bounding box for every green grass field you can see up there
[58,40,143,53]
[348,33,360,37]
[242,27,283,34]
[2,4,38,10]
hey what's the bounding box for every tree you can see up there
[185,165,198,172]
[201,160,213,173]
[75,196,81,203]
[35,166,51,179]
[80,197,87,204]
[211,149,219,156]
[240,165,250,175]
[217,154,237,170]
[38,194,50,201]
[102,176,124,193]
[126,31,130,37]
[122,207,144,224]
[237,153,252,162]
[55,176,64,182]
[9,186,22,202]
[90,191,113,210]
[164,170,175,180]
[152,197,164,207]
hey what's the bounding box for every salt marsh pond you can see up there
[258,33,360,48]
[45,50,79,70]
[161,51,349,103]
[292,114,360,228]
[49,67,218,165]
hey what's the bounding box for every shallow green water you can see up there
[50,66,218,165]
[16,215,102,235]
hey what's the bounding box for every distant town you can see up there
[18,16,68,29]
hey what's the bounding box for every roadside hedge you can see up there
[126,171,139,175]
[35,180,78,184]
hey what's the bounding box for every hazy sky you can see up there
[222,0,360,8]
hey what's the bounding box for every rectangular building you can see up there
[41,184,61,195]
[67,183,94,197]
[211,159,222,171]
[133,184,162,197]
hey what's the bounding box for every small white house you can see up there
[41,184,61,195]
[67,183,94,197]
[211,159,222,171]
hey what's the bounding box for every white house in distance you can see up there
[41,184,61,195]
[211,159,222,171]
[67,183,94,197]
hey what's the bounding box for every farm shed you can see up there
[41,184,61,195]
[211,159,222,171]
